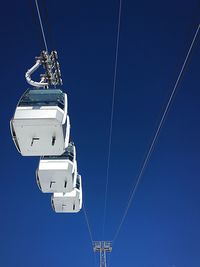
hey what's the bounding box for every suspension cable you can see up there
[83,202,94,244]
[83,202,97,267]
[102,0,123,238]
[112,23,200,244]
[41,0,56,49]
[35,0,48,52]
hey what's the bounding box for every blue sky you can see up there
[1,0,200,266]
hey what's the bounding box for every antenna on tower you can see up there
[93,241,112,267]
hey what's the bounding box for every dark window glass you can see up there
[76,176,80,190]
[18,89,65,110]
[42,143,74,161]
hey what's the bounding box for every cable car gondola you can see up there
[51,174,82,213]
[36,142,77,193]
[10,49,83,213]
[10,88,70,156]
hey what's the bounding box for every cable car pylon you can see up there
[93,241,112,267]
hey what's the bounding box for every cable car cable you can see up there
[102,0,123,238]
[35,0,49,52]
[112,23,200,244]
[41,0,56,50]
[83,202,97,267]
[28,0,44,50]
[83,202,94,244]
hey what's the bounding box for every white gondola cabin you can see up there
[52,174,82,213]
[36,142,77,193]
[10,89,70,156]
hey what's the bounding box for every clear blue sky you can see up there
[1,0,200,266]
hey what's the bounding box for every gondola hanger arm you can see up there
[25,50,63,89]
[25,59,48,88]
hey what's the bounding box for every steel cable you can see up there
[35,0,49,52]
[112,23,200,244]
[102,0,123,238]
[83,202,97,267]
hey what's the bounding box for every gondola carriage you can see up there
[52,174,82,213]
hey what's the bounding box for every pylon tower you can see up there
[93,241,112,267]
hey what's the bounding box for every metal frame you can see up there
[25,50,63,88]
[93,241,112,267]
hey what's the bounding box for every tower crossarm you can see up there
[93,241,112,267]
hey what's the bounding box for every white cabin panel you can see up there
[51,174,82,213]
[10,89,69,156]
[36,159,76,193]
[52,189,82,213]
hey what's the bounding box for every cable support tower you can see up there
[102,0,122,238]
[112,23,200,244]
[93,241,112,267]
